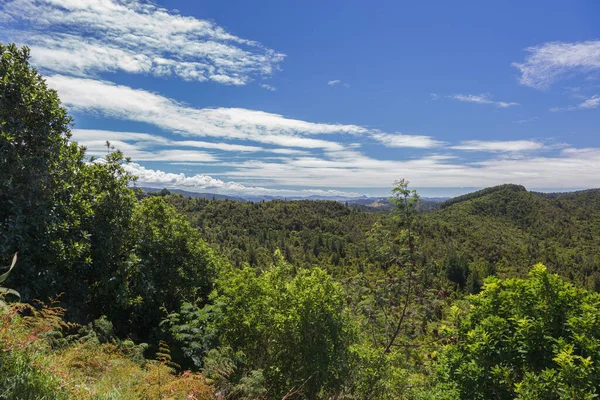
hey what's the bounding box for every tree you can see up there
[168,255,353,399]
[438,264,600,399]
[0,43,140,323]
[75,151,138,320]
[121,197,219,341]
[383,179,421,353]
[354,179,443,399]
[0,43,87,300]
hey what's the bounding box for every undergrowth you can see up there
[0,301,214,400]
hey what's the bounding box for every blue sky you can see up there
[2,0,600,197]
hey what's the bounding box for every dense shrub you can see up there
[168,256,353,399]
[437,264,600,399]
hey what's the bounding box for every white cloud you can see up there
[260,84,277,91]
[124,162,361,197]
[47,75,364,151]
[214,146,600,190]
[513,41,600,89]
[580,94,600,109]
[1,0,285,85]
[450,94,519,108]
[515,117,538,124]
[51,75,455,153]
[328,79,350,87]
[61,92,600,192]
[550,94,600,112]
[370,132,445,148]
[71,129,308,160]
[451,140,545,152]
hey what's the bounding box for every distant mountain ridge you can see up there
[138,186,449,208]
[139,187,247,202]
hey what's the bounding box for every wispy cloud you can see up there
[514,117,538,124]
[0,0,285,85]
[550,94,600,112]
[72,129,307,161]
[124,162,361,197]
[328,79,350,87]
[451,140,545,152]
[513,41,600,89]
[47,75,367,151]
[54,77,600,192]
[51,75,459,154]
[580,94,600,109]
[450,94,519,108]
[260,84,277,91]
[370,132,445,148]
[210,146,600,190]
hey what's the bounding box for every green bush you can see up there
[168,255,353,399]
[437,264,600,399]
[0,350,66,400]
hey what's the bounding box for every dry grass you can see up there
[0,302,215,400]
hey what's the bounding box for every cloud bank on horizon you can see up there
[1,0,599,197]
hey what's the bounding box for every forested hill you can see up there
[419,185,600,289]
[438,183,527,208]
[163,196,381,273]
[163,184,600,291]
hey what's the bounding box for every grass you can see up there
[0,302,214,400]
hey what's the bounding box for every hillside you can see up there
[418,185,600,290]
[163,185,600,292]
[165,196,381,273]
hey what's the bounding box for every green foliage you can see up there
[76,316,117,345]
[198,347,267,399]
[0,43,142,322]
[118,196,219,341]
[155,340,181,372]
[0,302,214,400]
[0,42,219,348]
[437,264,600,399]
[343,180,449,399]
[0,350,67,400]
[390,178,420,228]
[201,347,238,391]
[164,195,380,274]
[233,369,267,400]
[168,257,353,399]
[5,40,600,399]
[418,185,600,289]
[73,151,138,320]
[0,43,89,301]
[438,184,526,209]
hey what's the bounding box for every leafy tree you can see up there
[164,196,380,275]
[438,264,600,399]
[348,180,446,399]
[120,197,219,341]
[64,150,138,320]
[168,255,353,399]
[0,43,88,300]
